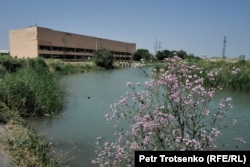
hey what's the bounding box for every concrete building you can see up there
[0,50,9,56]
[9,26,136,61]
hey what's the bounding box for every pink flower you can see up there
[130,142,139,150]
[126,81,133,88]
[211,128,220,137]
[235,137,246,144]
[203,109,210,116]
[232,119,237,125]
[226,97,232,102]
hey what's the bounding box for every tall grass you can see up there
[0,58,65,118]
[1,122,59,167]
[194,60,250,91]
[0,56,25,73]
[156,58,250,91]
[0,57,66,167]
[48,60,102,75]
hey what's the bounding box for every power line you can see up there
[158,42,162,51]
[154,38,158,55]
[154,38,162,55]
[222,36,226,58]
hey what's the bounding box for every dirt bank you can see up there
[0,124,13,167]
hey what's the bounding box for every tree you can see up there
[133,49,151,61]
[156,49,171,60]
[93,56,238,166]
[177,50,188,59]
[93,49,114,69]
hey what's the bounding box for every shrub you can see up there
[0,64,7,78]
[93,49,114,69]
[93,56,241,166]
[0,56,24,73]
[0,59,65,117]
[194,60,250,91]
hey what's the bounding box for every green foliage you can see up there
[2,123,59,167]
[177,50,188,59]
[0,102,22,123]
[190,59,250,91]
[156,49,198,61]
[0,58,65,117]
[52,63,85,74]
[186,53,201,61]
[93,49,114,69]
[154,58,250,91]
[27,57,49,69]
[49,62,101,75]
[0,56,25,73]
[0,57,65,167]
[0,64,7,78]
[133,49,152,61]
[156,49,171,60]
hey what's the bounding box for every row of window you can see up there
[39,54,131,61]
[39,45,131,55]
[39,45,93,53]
[39,54,90,59]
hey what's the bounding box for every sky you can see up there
[1,0,250,59]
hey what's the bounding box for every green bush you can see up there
[192,60,250,91]
[93,49,114,69]
[0,59,65,117]
[0,56,25,73]
[0,64,7,78]
[155,59,250,91]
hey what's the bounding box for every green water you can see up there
[32,67,250,166]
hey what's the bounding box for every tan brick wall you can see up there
[9,27,38,58]
[9,26,136,59]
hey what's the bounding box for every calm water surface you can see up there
[32,67,250,166]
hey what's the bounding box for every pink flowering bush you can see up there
[93,56,235,166]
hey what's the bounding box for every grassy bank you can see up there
[156,57,250,92]
[0,118,58,167]
[0,57,65,118]
[45,59,104,75]
[194,59,250,91]
[0,56,65,166]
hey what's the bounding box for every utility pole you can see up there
[154,38,158,55]
[158,42,162,51]
[154,38,162,55]
[222,36,226,59]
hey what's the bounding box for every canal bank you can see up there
[31,67,250,166]
[0,124,13,167]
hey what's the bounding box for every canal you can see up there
[31,67,250,166]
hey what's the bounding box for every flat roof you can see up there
[0,50,9,53]
[11,26,135,45]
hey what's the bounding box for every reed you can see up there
[194,60,250,91]
[48,60,102,75]
[0,57,65,118]
[155,58,250,91]
[0,57,66,167]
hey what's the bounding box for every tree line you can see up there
[92,48,201,69]
[133,49,201,61]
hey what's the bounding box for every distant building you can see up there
[9,26,136,61]
[0,50,9,56]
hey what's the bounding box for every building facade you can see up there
[9,26,136,61]
[0,50,9,56]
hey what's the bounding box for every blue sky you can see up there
[1,0,250,59]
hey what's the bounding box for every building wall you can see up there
[9,26,136,61]
[0,50,10,56]
[9,27,38,58]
